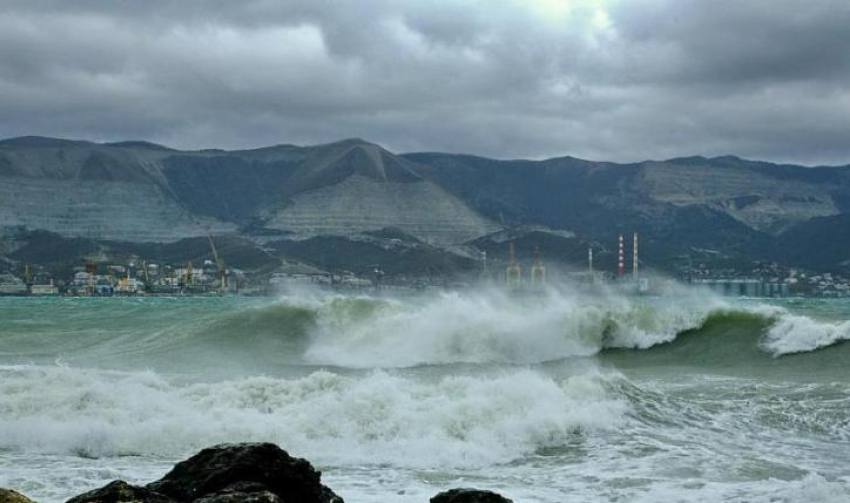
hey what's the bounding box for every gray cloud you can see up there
[0,0,849,165]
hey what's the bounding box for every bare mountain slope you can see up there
[257,141,497,244]
[404,152,850,270]
[2,136,850,273]
[638,158,842,233]
[0,138,234,242]
[0,137,498,246]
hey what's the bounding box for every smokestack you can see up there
[618,234,624,277]
[588,247,594,283]
[633,232,639,281]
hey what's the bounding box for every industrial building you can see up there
[693,279,789,297]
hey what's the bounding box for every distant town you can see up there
[2,239,849,298]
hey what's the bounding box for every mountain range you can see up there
[1,135,849,279]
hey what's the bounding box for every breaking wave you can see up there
[4,288,847,374]
[297,288,728,367]
[3,291,849,503]
[272,289,848,367]
[0,364,626,469]
[762,314,850,356]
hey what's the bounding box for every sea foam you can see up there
[762,314,850,356]
[0,364,627,469]
[300,287,727,367]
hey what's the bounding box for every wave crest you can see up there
[762,314,850,356]
[298,289,727,367]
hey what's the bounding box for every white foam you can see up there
[300,287,726,367]
[772,473,850,502]
[762,314,850,355]
[606,473,850,503]
[0,364,627,469]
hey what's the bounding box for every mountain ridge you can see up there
[2,135,849,276]
[8,135,850,168]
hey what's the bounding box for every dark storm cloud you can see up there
[0,0,849,164]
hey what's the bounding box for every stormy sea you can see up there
[1,286,848,502]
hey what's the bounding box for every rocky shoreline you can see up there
[0,443,513,503]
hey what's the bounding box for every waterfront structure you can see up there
[30,281,59,295]
[0,273,27,295]
[116,276,142,295]
[530,246,546,288]
[208,235,228,294]
[693,279,789,297]
[506,243,521,289]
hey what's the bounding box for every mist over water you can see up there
[1,285,848,502]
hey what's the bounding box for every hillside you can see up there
[406,152,850,270]
[1,136,849,277]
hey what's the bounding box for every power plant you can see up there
[610,232,642,283]
[502,232,648,293]
[618,232,649,293]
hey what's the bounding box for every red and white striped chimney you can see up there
[618,234,624,277]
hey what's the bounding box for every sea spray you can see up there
[762,314,850,356]
[2,293,850,503]
[301,286,730,367]
[0,365,628,469]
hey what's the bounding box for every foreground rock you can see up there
[66,443,342,503]
[146,443,341,503]
[5,445,514,503]
[0,489,38,503]
[431,488,514,503]
[66,481,173,503]
[192,482,280,503]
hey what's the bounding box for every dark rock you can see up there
[65,481,175,503]
[194,491,277,503]
[0,488,38,503]
[147,443,342,503]
[193,483,279,503]
[430,488,514,503]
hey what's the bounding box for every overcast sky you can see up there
[1,0,849,164]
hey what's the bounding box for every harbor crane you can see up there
[207,235,228,294]
[142,260,151,291]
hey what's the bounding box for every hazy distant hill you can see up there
[405,152,850,270]
[1,135,849,277]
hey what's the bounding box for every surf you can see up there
[0,364,627,469]
[2,288,847,374]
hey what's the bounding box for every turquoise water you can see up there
[0,289,848,502]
